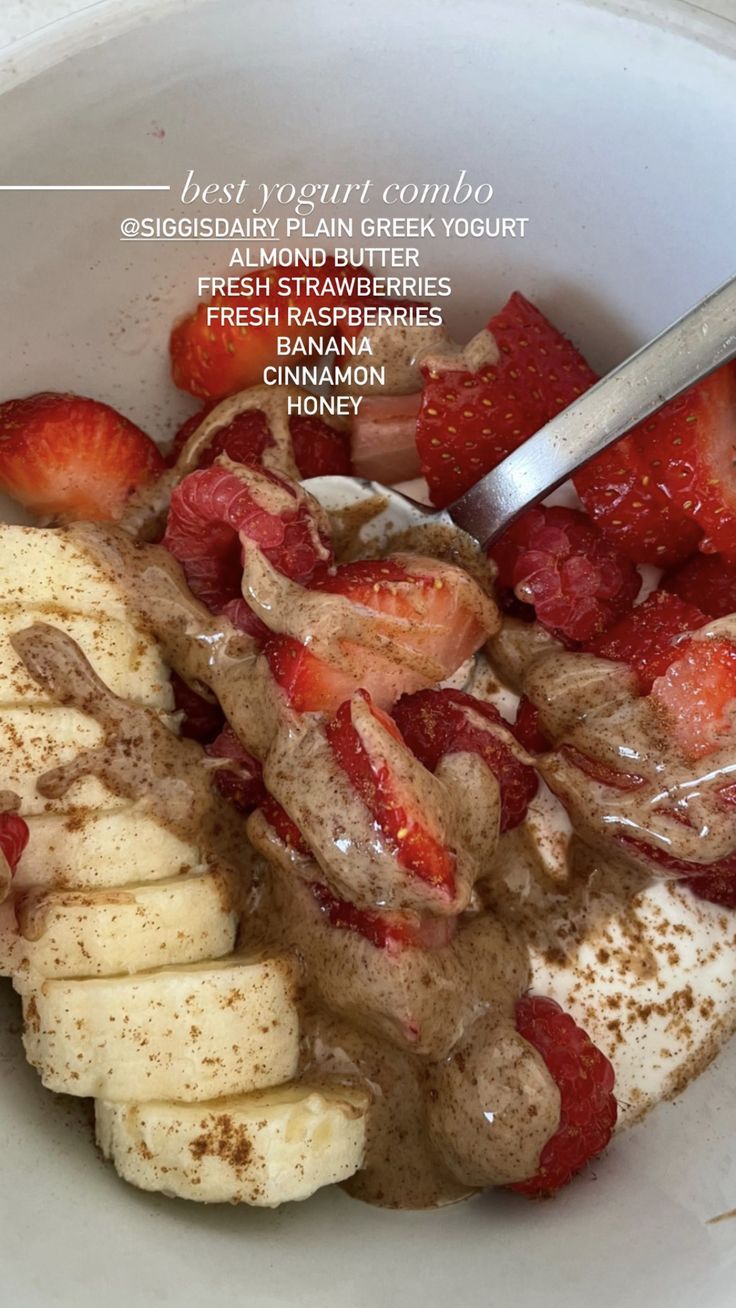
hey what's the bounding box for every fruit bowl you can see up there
[0,1,735,1305]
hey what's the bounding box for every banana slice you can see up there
[14,806,201,892]
[0,607,172,710]
[21,951,300,1101]
[0,525,131,619]
[0,707,125,813]
[96,1081,370,1206]
[5,866,241,985]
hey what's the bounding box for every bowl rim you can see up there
[0,0,734,97]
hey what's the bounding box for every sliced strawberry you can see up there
[661,552,736,619]
[558,745,645,791]
[650,636,736,759]
[205,724,265,812]
[308,881,456,953]
[416,292,597,508]
[393,688,538,832]
[260,793,310,855]
[326,691,457,897]
[171,671,225,743]
[574,430,701,567]
[0,812,29,872]
[0,392,164,521]
[620,831,736,909]
[351,393,422,482]
[162,461,331,614]
[170,405,351,479]
[170,258,373,401]
[264,634,362,713]
[488,506,640,645]
[265,557,494,714]
[512,696,551,754]
[637,364,736,559]
[587,590,709,692]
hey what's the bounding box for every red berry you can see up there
[260,793,310,855]
[308,881,456,954]
[510,995,617,1196]
[574,430,701,567]
[171,672,225,743]
[417,293,597,508]
[650,636,736,759]
[489,505,640,645]
[0,812,29,872]
[326,691,458,899]
[512,696,551,754]
[169,406,352,479]
[587,590,709,692]
[393,688,538,832]
[620,832,736,909]
[0,392,164,522]
[206,725,265,813]
[265,557,494,714]
[661,551,736,619]
[162,461,331,614]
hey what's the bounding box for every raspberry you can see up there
[510,996,617,1196]
[0,812,29,872]
[488,506,640,645]
[393,688,538,832]
[162,461,331,615]
[169,406,352,478]
[171,672,225,743]
[205,725,265,813]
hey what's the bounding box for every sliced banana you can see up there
[21,951,300,1102]
[96,1081,370,1205]
[0,525,131,619]
[6,866,241,985]
[0,707,125,813]
[0,606,172,710]
[13,806,201,892]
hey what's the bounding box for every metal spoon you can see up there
[304,273,736,552]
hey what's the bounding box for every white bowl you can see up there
[0,2,735,1304]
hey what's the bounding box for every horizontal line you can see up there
[119,237,279,242]
[0,185,171,191]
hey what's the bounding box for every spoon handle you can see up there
[447,273,736,548]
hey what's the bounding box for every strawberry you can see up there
[649,636,736,759]
[260,793,310,855]
[171,671,225,743]
[162,461,331,615]
[308,880,456,953]
[0,812,29,872]
[510,995,617,1197]
[574,430,702,567]
[488,506,640,645]
[512,696,551,754]
[636,364,736,559]
[575,365,736,565]
[587,590,709,692]
[350,393,422,483]
[0,392,164,522]
[393,688,538,832]
[620,832,736,909]
[326,691,457,898]
[416,292,597,508]
[206,724,265,812]
[170,405,352,479]
[259,794,456,951]
[265,556,494,714]
[661,551,736,619]
[170,257,373,401]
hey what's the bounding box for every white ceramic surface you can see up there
[0,2,735,1305]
